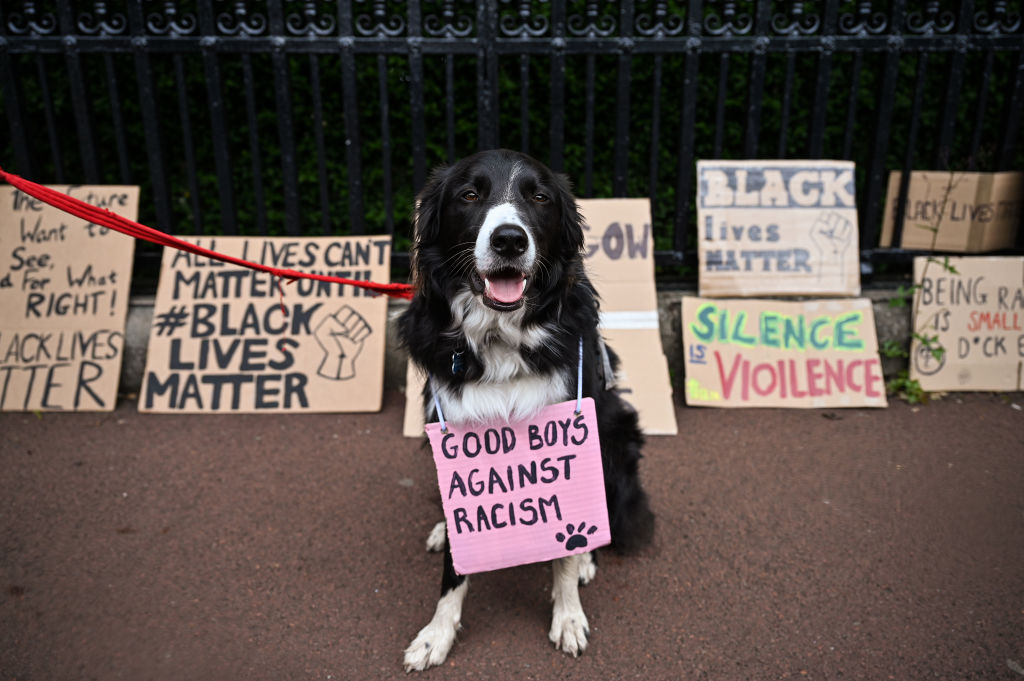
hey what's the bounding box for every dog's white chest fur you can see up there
[434,290,570,425]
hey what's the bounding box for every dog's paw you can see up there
[548,605,590,657]
[425,521,446,553]
[404,581,467,672]
[578,552,597,586]
[403,620,459,672]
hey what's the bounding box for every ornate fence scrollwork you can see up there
[635,0,685,37]
[906,0,955,35]
[146,3,198,36]
[499,0,550,38]
[285,1,336,37]
[355,0,406,37]
[212,2,264,37]
[568,0,617,38]
[772,0,821,36]
[704,0,754,36]
[7,2,58,35]
[838,0,887,35]
[974,0,1021,34]
[424,0,475,38]
[77,2,128,36]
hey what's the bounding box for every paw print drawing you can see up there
[313,305,372,380]
[555,522,598,551]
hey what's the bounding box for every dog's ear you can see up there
[410,164,449,292]
[555,173,585,257]
[413,164,449,248]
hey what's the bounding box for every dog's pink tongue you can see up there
[485,275,526,303]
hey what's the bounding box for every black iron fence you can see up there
[2,1,1022,281]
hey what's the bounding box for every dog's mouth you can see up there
[474,269,528,311]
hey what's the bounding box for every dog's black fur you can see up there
[398,149,654,670]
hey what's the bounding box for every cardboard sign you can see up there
[140,236,391,413]
[403,198,678,437]
[403,360,429,437]
[910,256,1024,391]
[697,160,860,297]
[0,185,137,411]
[879,171,1024,253]
[579,198,678,435]
[681,297,887,408]
[426,397,610,575]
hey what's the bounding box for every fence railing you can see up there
[2,1,1022,281]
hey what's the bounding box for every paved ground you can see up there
[1,391,1023,681]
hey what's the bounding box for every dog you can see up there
[398,149,655,671]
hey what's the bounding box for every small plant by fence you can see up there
[2,1,1022,280]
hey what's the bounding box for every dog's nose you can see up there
[490,225,529,257]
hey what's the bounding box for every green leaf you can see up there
[880,339,908,359]
[888,283,921,308]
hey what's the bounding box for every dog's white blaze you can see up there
[403,579,469,671]
[549,554,589,657]
[501,161,525,202]
[473,201,537,274]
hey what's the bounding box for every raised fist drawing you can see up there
[810,211,854,280]
[314,305,372,380]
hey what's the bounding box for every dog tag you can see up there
[425,397,611,575]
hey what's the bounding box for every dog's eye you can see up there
[461,190,479,202]
[532,193,549,204]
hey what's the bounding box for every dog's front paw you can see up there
[403,620,459,672]
[425,520,446,553]
[578,552,597,585]
[549,606,590,657]
[405,580,468,671]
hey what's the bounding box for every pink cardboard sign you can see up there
[426,397,610,575]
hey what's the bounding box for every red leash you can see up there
[0,165,415,301]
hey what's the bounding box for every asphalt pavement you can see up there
[2,391,1023,680]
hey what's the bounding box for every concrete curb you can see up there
[119,286,911,397]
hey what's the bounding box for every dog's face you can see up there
[413,150,584,312]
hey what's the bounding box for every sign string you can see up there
[575,336,584,415]
[0,165,415,302]
[429,373,449,434]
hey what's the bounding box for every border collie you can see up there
[398,149,655,671]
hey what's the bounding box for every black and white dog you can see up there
[398,149,654,671]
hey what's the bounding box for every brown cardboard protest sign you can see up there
[697,160,860,297]
[579,198,677,435]
[681,296,887,408]
[403,361,429,437]
[402,198,677,437]
[0,185,137,411]
[910,256,1024,391]
[879,171,1024,252]
[140,236,391,413]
